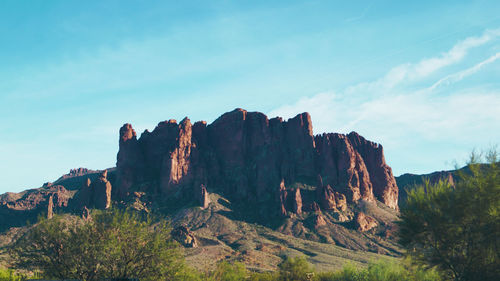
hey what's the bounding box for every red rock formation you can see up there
[196,184,210,209]
[317,184,337,210]
[47,195,54,219]
[172,225,198,248]
[347,132,398,209]
[0,185,70,230]
[277,179,288,217]
[72,171,111,210]
[355,212,378,232]
[292,188,303,215]
[114,108,399,217]
[116,124,143,198]
[335,192,347,211]
[313,213,327,228]
[92,171,112,209]
[315,133,374,203]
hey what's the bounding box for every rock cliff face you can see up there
[73,170,112,210]
[115,109,399,217]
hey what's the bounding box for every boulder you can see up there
[171,225,198,248]
[355,212,378,232]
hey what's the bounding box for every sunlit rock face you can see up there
[115,108,399,216]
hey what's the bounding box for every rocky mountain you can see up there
[115,108,398,214]
[0,108,403,270]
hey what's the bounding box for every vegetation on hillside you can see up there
[9,210,188,281]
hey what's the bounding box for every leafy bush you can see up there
[316,261,441,281]
[398,151,500,281]
[0,268,27,281]
[277,256,315,281]
[10,209,188,281]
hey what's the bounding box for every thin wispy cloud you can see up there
[345,28,500,95]
[269,28,500,175]
[429,52,500,90]
[413,28,500,78]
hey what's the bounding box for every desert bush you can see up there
[10,209,188,281]
[398,150,500,281]
[0,268,26,281]
[316,260,441,281]
[206,261,248,281]
[277,256,315,281]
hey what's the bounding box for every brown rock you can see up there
[348,132,398,209]
[317,184,337,210]
[313,213,327,228]
[115,123,143,199]
[82,206,91,221]
[196,184,210,209]
[292,188,302,215]
[334,192,347,211]
[47,195,54,219]
[92,171,112,209]
[159,117,193,194]
[0,185,70,230]
[171,225,198,248]
[72,172,112,210]
[277,179,288,217]
[310,201,320,212]
[355,212,378,232]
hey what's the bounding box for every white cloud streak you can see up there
[429,52,500,90]
[413,28,500,77]
[269,28,500,175]
[345,28,500,95]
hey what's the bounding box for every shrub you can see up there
[316,260,441,281]
[10,209,187,281]
[398,151,500,281]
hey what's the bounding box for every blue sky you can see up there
[1,0,499,193]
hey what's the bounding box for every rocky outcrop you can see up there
[0,185,71,231]
[317,184,336,210]
[92,171,112,209]
[347,132,398,209]
[172,225,198,248]
[72,171,112,210]
[313,213,327,228]
[47,195,54,219]
[355,212,378,232]
[114,108,399,218]
[115,124,143,198]
[196,184,210,209]
[292,188,303,215]
[277,180,288,217]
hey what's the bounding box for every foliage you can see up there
[10,209,188,281]
[398,150,500,281]
[316,260,441,281]
[0,268,26,281]
[205,261,248,281]
[277,256,315,281]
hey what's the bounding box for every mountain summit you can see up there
[115,108,398,215]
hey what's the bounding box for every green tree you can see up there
[398,151,500,281]
[10,209,189,281]
[278,256,315,281]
